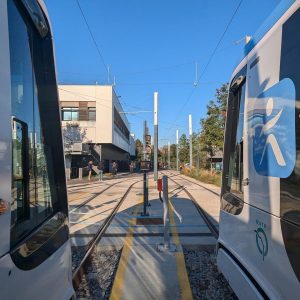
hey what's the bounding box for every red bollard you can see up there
[157,178,162,192]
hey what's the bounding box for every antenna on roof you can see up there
[193,61,198,87]
[245,35,252,44]
[107,65,110,84]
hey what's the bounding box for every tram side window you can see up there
[224,82,246,199]
[9,1,55,246]
[11,119,28,224]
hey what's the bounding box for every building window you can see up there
[61,107,78,121]
[88,107,96,121]
[114,107,129,140]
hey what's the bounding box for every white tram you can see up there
[0,1,73,299]
[217,0,300,299]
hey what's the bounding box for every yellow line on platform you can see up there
[109,197,142,300]
[169,198,193,300]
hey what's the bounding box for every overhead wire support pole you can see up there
[189,114,193,169]
[154,92,158,181]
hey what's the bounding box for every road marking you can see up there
[109,197,142,300]
[169,198,193,300]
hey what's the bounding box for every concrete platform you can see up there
[110,244,190,300]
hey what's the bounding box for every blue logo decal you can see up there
[249,78,296,178]
[255,227,268,261]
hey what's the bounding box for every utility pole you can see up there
[189,114,193,169]
[154,92,158,181]
[168,141,170,170]
[176,129,179,171]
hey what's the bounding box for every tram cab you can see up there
[0,1,73,299]
[217,0,300,299]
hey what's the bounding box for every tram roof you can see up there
[244,0,296,56]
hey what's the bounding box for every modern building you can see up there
[58,84,135,178]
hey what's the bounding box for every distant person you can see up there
[88,160,93,181]
[130,162,134,173]
[179,164,183,173]
[112,161,118,176]
[98,160,104,182]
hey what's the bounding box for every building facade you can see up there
[59,84,135,178]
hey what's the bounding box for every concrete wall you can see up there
[59,85,134,153]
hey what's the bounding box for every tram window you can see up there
[9,0,56,246]
[224,81,246,199]
[280,8,300,226]
[11,119,28,223]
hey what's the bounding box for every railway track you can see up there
[67,172,149,192]
[167,171,220,197]
[71,177,142,290]
[161,171,219,238]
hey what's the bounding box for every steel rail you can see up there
[68,177,139,211]
[168,176,219,239]
[167,171,220,197]
[68,172,150,190]
[72,178,141,290]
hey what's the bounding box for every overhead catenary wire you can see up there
[199,0,244,80]
[75,0,112,84]
[58,87,151,112]
[168,0,244,133]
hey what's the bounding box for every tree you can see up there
[170,143,177,165]
[200,83,229,169]
[62,123,87,151]
[135,139,144,161]
[178,134,189,163]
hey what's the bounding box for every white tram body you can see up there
[217,0,300,299]
[0,0,73,299]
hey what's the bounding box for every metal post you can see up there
[143,120,147,160]
[142,121,149,215]
[154,92,158,181]
[146,171,150,207]
[189,114,193,169]
[176,129,179,171]
[157,175,176,252]
[162,175,170,249]
[168,142,170,170]
[142,171,149,216]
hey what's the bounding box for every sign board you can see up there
[140,160,151,171]
[145,145,152,154]
[145,135,151,143]
[145,134,152,154]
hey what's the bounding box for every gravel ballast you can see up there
[183,245,237,300]
[75,246,122,300]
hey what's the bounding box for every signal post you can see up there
[141,121,152,216]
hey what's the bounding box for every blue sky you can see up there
[45,0,280,145]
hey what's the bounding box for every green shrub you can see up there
[185,168,221,187]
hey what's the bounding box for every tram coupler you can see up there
[157,175,176,252]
